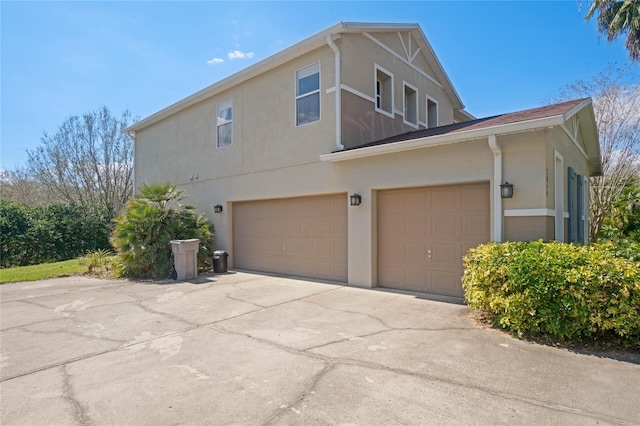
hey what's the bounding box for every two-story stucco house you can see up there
[126,22,601,298]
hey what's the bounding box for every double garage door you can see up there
[232,183,489,297]
[378,182,490,297]
[233,194,348,282]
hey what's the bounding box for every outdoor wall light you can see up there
[214,204,223,213]
[500,182,514,199]
[350,193,362,206]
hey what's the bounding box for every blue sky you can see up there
[0,1,633,170]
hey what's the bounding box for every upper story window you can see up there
[374,65,394,117]
[296,62,320,126]
[426,96,438,128]
[403,82,418,128]
[217,99,233,147]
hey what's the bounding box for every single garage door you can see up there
[233,194,348,282]
[378,182,490,297]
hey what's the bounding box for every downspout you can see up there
[487,134,503,242]
[326,34,344,150]
[128,131,136,196]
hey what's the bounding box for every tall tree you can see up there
[26,107,134,214]
[0,168,60,206]
[585,0,640,61]
[558,65,640,240]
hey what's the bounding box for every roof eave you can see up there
[320,115,565,162]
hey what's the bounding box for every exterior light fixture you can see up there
[500,182,514,199]
[350,193,362,206]
[214,204,223,213]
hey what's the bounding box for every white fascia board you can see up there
[562,98,592,122]
[320,115,565,162]
[341,22,420,33]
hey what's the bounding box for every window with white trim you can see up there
[217,99,233,148]
[426,97,438,128]
[403,82,418,127]
[375,65,393,116]
[295,62,320,126]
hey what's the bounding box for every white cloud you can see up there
[207,57,225,65]
[228,50,255,60]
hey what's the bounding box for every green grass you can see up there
[0,258,87,284]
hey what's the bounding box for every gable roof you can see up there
[125,22,463,133]
[321,98,602,176]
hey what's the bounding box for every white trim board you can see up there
[504,209,555,217]
[504,209,571,219]
[364,32,442,88]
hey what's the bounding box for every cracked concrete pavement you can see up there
[1,273,638,425]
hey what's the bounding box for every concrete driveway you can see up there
[1,272,638,425]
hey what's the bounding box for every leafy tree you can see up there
[111,184,214,279]
[557,65,640,240]
[0,168,60,206]
[600,173,640,240]
[585,0,640,61]
[25,106,134,214]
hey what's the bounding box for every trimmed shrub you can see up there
[0,200,112,268]
[463,241,640,347]
[111,184,213,279]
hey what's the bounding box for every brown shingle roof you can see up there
[347,98,587,150]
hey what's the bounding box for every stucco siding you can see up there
[134,45,337,190]
[342,91,417,148]
[501,131,547,210]
[505,216,554,241]
[340,32,454,134]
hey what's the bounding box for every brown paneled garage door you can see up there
[233,194,348,282]
[378,182,490,297]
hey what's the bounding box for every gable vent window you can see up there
[296,62,320,126]
[426,97,438,128]
[375,65,393,117]
[217,99,233,148]
[403,82,418,128]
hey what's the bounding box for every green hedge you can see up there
[0,200,113,268]
[462,241,640,347]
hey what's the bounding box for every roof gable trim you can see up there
[363,32,442,88]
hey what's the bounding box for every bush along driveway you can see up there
[1,273,639,425]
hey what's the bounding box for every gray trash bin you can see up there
[213,250,228,273]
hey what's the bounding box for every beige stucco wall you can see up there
[501,131,547,210]
[340,32,454,133]
[505,216,554,241]
[134,44,337,189]
[342,91,418,148]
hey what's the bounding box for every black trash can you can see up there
[213,250,228,273]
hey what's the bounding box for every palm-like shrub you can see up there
[111,184,213,279]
